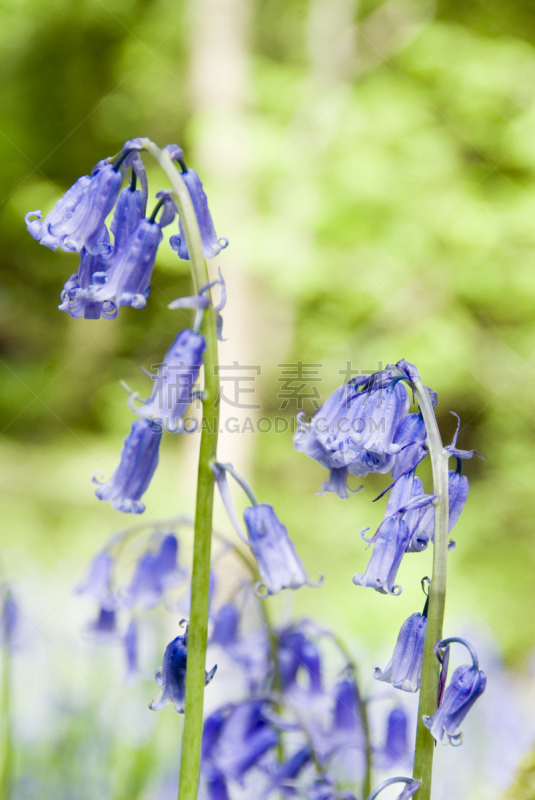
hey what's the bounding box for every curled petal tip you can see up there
[307,573,324,589]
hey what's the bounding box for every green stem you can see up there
[1,596,12,800]
[411,378,450,798]
[143,140,219,800]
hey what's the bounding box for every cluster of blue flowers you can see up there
[294,359,487,751]
[32,140,488,799]
[27,138,229,514]
[77,529,188,682]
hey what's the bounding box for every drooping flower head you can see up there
[150,628,217,713]
[277,626,323,694]
[167,155,228,259]
[374,611,427,693]
[76,550,115,610]
[423,637,486,746]
[91,191,176,309]
[130,328,206,431]
[294,370,413,498]
[214,463,318,597]
[123,534,186,608]
[58,229,118,320]
[352,515,412,596]
[244,505,314,596]
[379,708,408,769]
[93,418,162,514]
[26,160,122,255]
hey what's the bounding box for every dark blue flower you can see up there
[294,372,412,498]
[76,550,115,610]
[26,162,122,255]
[93,418,162,514]
[353,516,412,595]
[423,663,487,745]
[123,534,186,608]
[379,708,408,769]
[278,627,322,694]
[243,505,314,596]
[91,193,175,309]
[169,167,228,259]
[131,328,206,430]
[374,612,427,693]
[202,701,278,782]
[149,630,217,713]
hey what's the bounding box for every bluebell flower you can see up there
[124,619,138,683]
[278,627,322,694]
[423,663,487,745]
[169,167,228,259]
[76,550,115,610]
[382,471,435,553]
[26,162,122,255]
[210,603,240,647]
[93,418,162,514]
[58,226,119,320]
[149,630,217,713]
[123,534,186,608]
[110,184,146,261]
[379,708,408,769]
[243,505,315,596]
[202,701,278,782]
[294,371,413,498]
[374,612,427,692]
[130,328,206,431]
[325,676,366,779]
[390,411,428,481]
[402,469,469,551]
[352,516,412,595]
[91,192,176,309]
[87,607,117,640]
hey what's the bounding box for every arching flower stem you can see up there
[406,375,450,799]
[143,139,220,800]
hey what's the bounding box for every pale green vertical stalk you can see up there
[411,378,450,799]
[143,140,220,800]
[1,598,12,800]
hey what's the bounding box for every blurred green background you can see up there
[2,0,535,796]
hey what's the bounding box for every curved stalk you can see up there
[143,140,219,800]
[411,378,450,798]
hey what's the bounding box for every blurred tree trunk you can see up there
[185,0,259,482]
